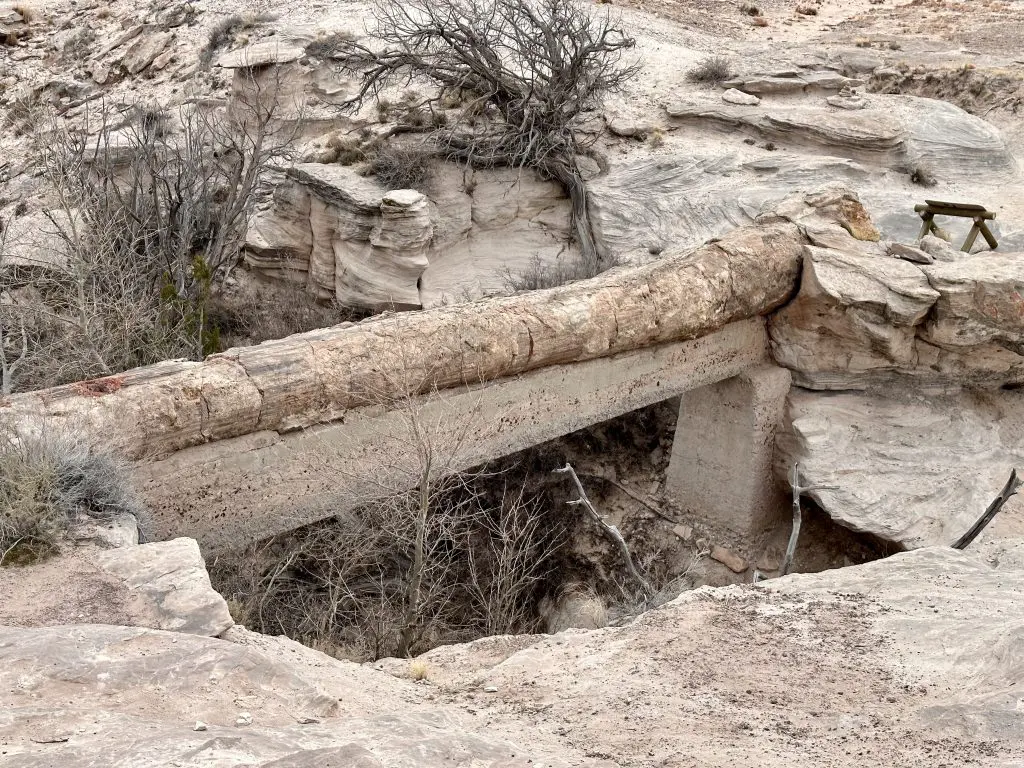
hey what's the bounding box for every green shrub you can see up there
[0,428,147,565]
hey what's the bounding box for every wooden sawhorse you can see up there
[914,199,998,252]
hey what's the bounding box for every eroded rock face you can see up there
[769,242,1024,389]
[0,537,233,636]
[777,388,1024,549]
[245,163,571,308]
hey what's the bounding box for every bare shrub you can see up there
[209,279,365,349]
[686,55,732,84]
[502,253,613,292]
[304,31,355,59]
[909,164,937,186]
[370,145,434,190]
[740,3,761,15]
[200,12,277,67]
[327,0,639,274]
[1,71,299,392]
[212,347,565,660]
[0,426,147,565]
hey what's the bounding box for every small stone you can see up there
[672,524,694,541]
[918,234,960,262]
[826,93,867,110]
[648,480,661,496]
[296,715,320,724]
[235,712,253,726]
[756,550,781,572]
[711,546,749,574]
[193,721,207,732]
[722,88,761,106]
[887,242,934,265]
[483,686,498,693]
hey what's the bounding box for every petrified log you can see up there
[0,190,871,460]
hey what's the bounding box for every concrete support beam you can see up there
[665,364,792,536]
[136,319,771,553]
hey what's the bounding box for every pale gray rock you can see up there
[66,512,141,548]
[772,546,1024,740]
[918,233,961,262]
[417,546,1024,762]
[0,623,566,767]
[245,162,572,308]
[722,88,760,106]
[777,388,1024,549]
[901,96,1014,181]
[606,113,655,138]
[91,537,234,636]
[721,75,808,94]
[835,49,884,75]
[341,189,431,309]
[826,93,867,110]
[666,103,905,163]
[922,253,1024,350]
[800,71,864,90]
[887,242,934,264]
[217,40,306,69]
[769,245,939,387]
[121,31,171,75]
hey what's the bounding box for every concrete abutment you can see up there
[665,364,792,537]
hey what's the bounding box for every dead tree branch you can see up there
[951,469,1021,550]
[325,0,638,271]
[782,464,838,577]
[555,463,653,598]
[579,471,678,524]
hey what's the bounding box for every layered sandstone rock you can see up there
[777,387,1024,549]
[770,241,1024,389]
[245,163,572,308]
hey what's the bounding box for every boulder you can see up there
[722,88,760,106]
[769,237,1024,389]
[887,242,934,264]
[91,537,234,636]
[216,40,306,69]
[721,75,809,94]
[769,245,939,388]
[918,233,961,262]
[901,96,1013,181]
[121,31,172,75]
[921,253,1024,350]
[777,388,1024,548]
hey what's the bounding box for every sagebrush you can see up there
[0,427,147,565]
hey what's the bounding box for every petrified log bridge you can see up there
[0,191,875,553]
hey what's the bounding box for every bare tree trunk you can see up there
[546,157,602,271]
